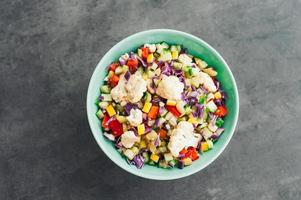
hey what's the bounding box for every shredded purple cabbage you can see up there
[124,70,131,80]
[144,125,152,133]
[98,95,104,101]
[132,154,145,169]
[214,99,223,106]
[187,96,198,105]
[192,104,204,118]
[220,90,226,99]
[215,81,220,90]
[154,134,161,147]
[142,113,148,123]
[161,62,174,76]
[190,91,199,97]
[178,160,184,169]
[124,103,138,115]
[129,52,136,59]
[137,56,147,68]
[174,70,183,77]
[151,96,161,104]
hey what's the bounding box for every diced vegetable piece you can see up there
[137,124,145,135]
[169,116,177,126]
[158,129,167,139]
[156,117,166,127]
[150,153,160,163]
[141,47,149,59]
[102,114,110,129]
[106,104,116,117]
[184,106,192,115]
[169,159,177,167]
[207,140,214,149]
[188,115,199,125]
[146,130,158,141]
[208,122,218,132]
[173,62,183,70]
[122,123,128,132]
[124,149,135,160]
[171,50,179,59]
[147,53,154,63]
[158,50,172,62]
[108,119,123,137]
[149,144,157,153]
[131,146,139,155]
[207,93,215,102]
[159,160,169,168]
[100,85,110,94]
[206,100,217,112]
[214,91,222,99]
[200,142,209,152]
[137,48,142,57]
[166,100,177,106]
[142,152,149,163]
[160,140,166,147]
[108,63,119,72]
[143,92,152,103]
[101,94,112,102]
[127,58,138,72]
[214,106,227,117]
[108,74,119,88]
[176,101,185,114]
[186,147,199,161]
[164,112,173,121]
[202,127,213,140]
[199,94,207,104]
[166,105,181,118]
[164,153,173,162]
[159,146,167,153]
[142,102,152,113]
[98,101,109,109]
[194,58,208,69]
[116,115,127,123]
[215,118,224,127]
[148,106,159,119]
[203,67,217,76]
[170,45,178,52]
[140,140,147,149]
[96,109,104,119]
[182,157,192,166]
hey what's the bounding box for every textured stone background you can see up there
[1,0,301,199]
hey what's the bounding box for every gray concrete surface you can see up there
[1,0,301,199]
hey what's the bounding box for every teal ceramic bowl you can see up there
[87,29,239,180]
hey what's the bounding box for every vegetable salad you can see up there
[96,42,227,169]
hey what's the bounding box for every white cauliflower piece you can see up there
[126,109,143,127]
[126,72,147,103]
[199,71,217,92]
[144,43,156,53]
[168,121,202,157]
[121,131,140,148]
[156,75,184,100]
[110,74,128,103]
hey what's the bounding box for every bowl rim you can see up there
[86,29,239,180]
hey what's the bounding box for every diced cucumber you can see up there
[142,152,149,163]
[176,45,182,52]
[100,85,111,94]
[144,92,152,102]
[164,112,173,121]
[164,153,173,162]
[173,62,183,70]
[161,42,169,49]
[158,49,172,62]
[96,109,104,119]
[159,107,168,117]
[184,106,192,115]
[194,57,208,69]
[207,140,214,149]
[202,108,209,121]
[98,101,109,109]
[206,101,217,112]
[115,104,124,113]
[168,116,177,126]
[124,149,135,160]
[160,140,167,147]
[169,159,177,167]
[159,160,169,168]
[157,117,166,127]
[101,94,112,102]
[191,67,199,76]
[114,66,123,75]
[199,94,207,104]
[148,160,155,165]
[177,116,187,122]
[159,146,167,153]
[131,146,139,155]
[202,127,213,140]
[147,69,155,78]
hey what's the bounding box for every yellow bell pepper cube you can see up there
[188,116,198,125]
[150,153,160,163]
[200,141,209,152]
[166,100,177,106]
[182,157,192,166]
[147,53,154,63]
[106,104,116,117]
[171,50,179,59]
[137,124,145,135]
[142,102,152,113]
[214,91,222,99]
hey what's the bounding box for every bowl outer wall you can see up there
[87,29,239,180]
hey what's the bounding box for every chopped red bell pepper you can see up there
[141,47,149,60]
[108,74,119,88]
[180,147,199,161]
[108,63,119,72]
[214,105,227,117]
[102,114,110,129]
[158,129,167,139]
[108,118,123,137]
[165,105,181,118]
[127,58,138,72]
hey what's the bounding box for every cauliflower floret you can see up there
[178,54,192,66]
[126,109,143,127]
[156,75,184,100]
[110,74,128,103]
[168,121,202,157]
[126,72,147,103]
[121,131,140,148]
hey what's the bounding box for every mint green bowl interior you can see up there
[87,29,239,180]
